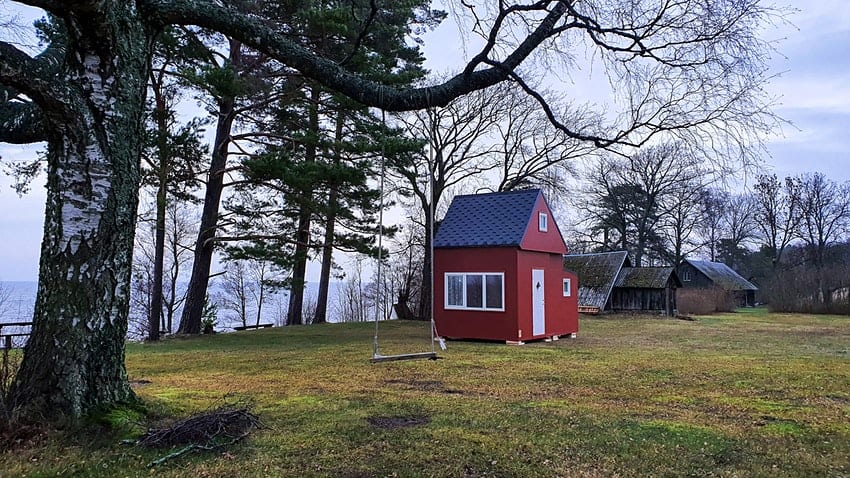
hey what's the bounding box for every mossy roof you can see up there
[563,251,630,309]
[614,267,681,289]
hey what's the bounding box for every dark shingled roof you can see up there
[687,260,758,291]
[434,189,542,248]
[614,267,681,289]
[562,251,631,310]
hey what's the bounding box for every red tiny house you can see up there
[433,190,578,343]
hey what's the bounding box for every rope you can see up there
[428,121,437,354]
[371,104,443,360]
[372,108,387,358]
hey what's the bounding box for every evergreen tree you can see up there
[223,0,437,325]
[141,28,207,340]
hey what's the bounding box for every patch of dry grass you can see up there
[1,308,848,477]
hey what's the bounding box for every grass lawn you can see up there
[2,308,849,477]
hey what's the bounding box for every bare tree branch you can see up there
[140,0,569,111]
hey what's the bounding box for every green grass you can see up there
[2,308,849,477]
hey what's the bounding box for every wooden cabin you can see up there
[563,252,680,316]
[562,251,630,314]
[610,267,681,316]
[677,259,758,307]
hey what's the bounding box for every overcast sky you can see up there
[1,1,848,281]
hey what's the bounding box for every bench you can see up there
[0,322,33,350]
[0,333,30,349]
[233,323,274,331]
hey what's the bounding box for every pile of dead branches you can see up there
[134,405,262,467]
[138,405,261,447]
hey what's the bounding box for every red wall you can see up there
[519,195,568,254]
[515,250,579,339]
[434,247,579,342]
[434,247,518,341]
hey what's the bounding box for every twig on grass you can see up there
[146,431,251,467]
[130,405,262,467]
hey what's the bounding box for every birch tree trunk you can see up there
[10,4,151,421]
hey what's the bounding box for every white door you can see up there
[532,269,545,336]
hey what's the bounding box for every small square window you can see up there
[563,278,571,297]
[539,212,548,232]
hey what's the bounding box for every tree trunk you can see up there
[11,6,150,421]
[417,212,433,322]
[313,210,336,324]
[287,215,311,325]
[148,76,172,341]
[149,178,166,341]
[314,111,344,324]
[255,280,265,327]
[166,229,180,334]
[178,39,242,334]
[177,93,236,334]
[287,85,321,326]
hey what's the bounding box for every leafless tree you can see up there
[578,142,704,265]
[656,178,706,266]
[697,189,730,262]
[161,203,197,333]
[130,200,197,337]
[385,224,424,321]
[0,281,12,321]
[218,257,284,328]
[218,259,251,328]
[333,256,371,323]
[392,83,515,320]
[797,173,850,305]
[492,88,595,192]
[752,173,802,270]
[717,193,757,270]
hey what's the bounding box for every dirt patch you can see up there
[385,379,442,390]
[384,379,466,395]
[366,415,430,430]
[0,424,47,453]
[826,395,850,404]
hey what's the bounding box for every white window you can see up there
[446,274,465,307]
[563,278,572,297]
[682,269,692,282]
[538,212,548,232]
[445,272,505,311]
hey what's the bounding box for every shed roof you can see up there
[686,260,758,291]
[434,189,541,248]
[614,267,681,289]
[562,251,631,310]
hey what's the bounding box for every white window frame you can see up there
[682,269,692,282]
[538,212,548,232]
[444,272,505,311]
[563,278,572,297]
